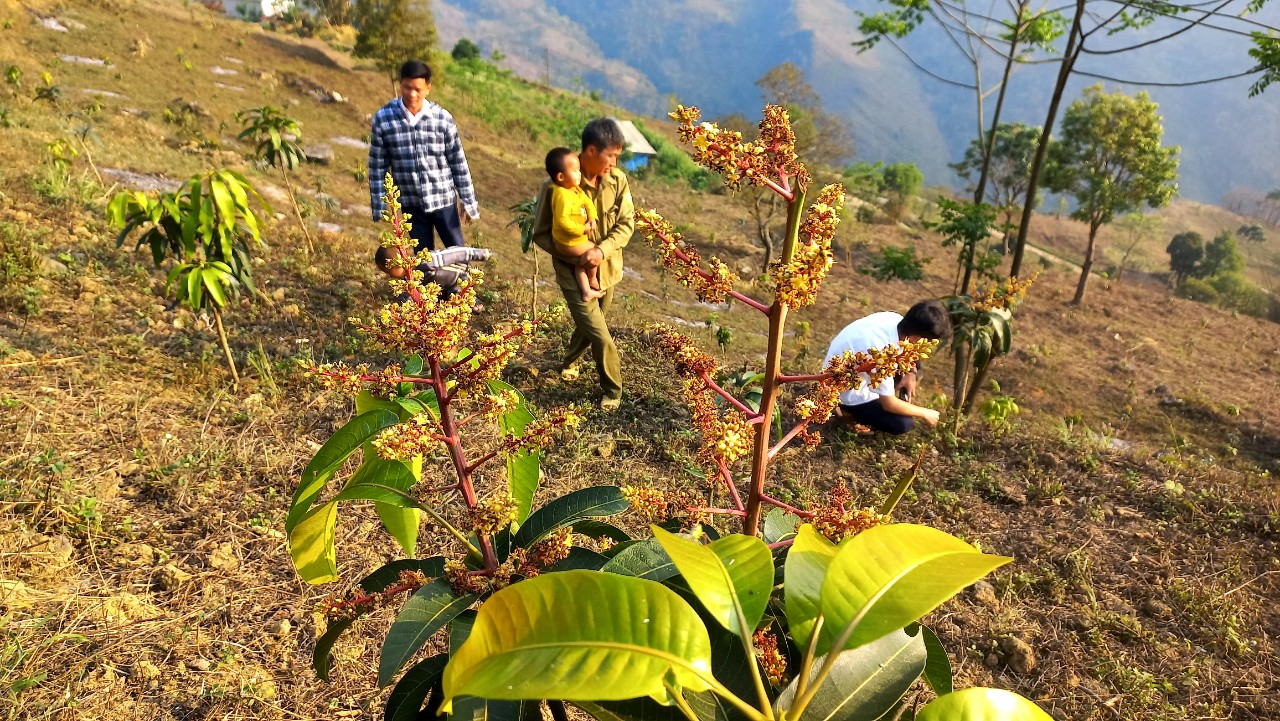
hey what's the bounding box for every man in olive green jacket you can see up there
[530,118,635,409]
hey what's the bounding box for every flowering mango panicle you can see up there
[636,209,738,303]
[356,270,481,361]
[793,382,842,424]
[756,104,811,190]
[470,493,519,536]
[769,184,843,309]
[371,412,444,461]
[811,484,885,542]
[304,361,372,395]
[825,337,938,393]
[502,406,584,456]
[316,569,429,621]
[669,104,810,193]
[973,272,1039,313]
[648,324,719,379]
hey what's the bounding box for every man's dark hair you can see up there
[898,299,952,342]
[399,60,432,82]
[545,147,574,179]
[581,118,625,152]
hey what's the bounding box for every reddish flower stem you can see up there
[728,290,771,315]
[777,373,830,384]
[659,235,771,315]
[432,358,497,574]
[328,580,420,617]
[465,448,502,476]
[768,421,810,460]
[767,538,795,551]
[701,374,759,418]
[690,507,747,517]
[423,482,461,494]
[717,460,745,512]
[759,494,814,518]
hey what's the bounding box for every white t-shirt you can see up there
[823,312,903,406]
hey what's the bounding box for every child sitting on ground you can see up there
[545,147,603,302]
[375,244,493,300]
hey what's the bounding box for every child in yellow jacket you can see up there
[545,147,603,301]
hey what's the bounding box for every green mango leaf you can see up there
[450,609,476,655]
[784,525,839,650]
[818,524,1012,655]
[289,501,339,585]
[548,547,611,571]
[200,268,228,308]
[441,570,713,710]
[601,538,678,581]
[385,655,449,721]
[451,697,531,721]
[915,687,1054,721]
[919,624,953,695]
[763,509,801,544]
[570,519,633,544]
[577,692,737,721]
[775,627,924,721]
[312,557,448,680]
[356,393,423,556]
[488,380,539,523]
[653,528,773,638]
[380,580,478,687]
[404,354,425,376]
[512,486,629,548]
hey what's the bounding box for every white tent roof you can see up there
[612,119,658,156]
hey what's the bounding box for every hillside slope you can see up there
[1,2,1279,721]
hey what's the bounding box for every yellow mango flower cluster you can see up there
[356,270,481,362]
[811,484,885,542]
[317,568,428,621]
[793,384,842,424]
[754,628,789,686]
[304,361,372,394]
[620,485,672,522]
[476,387,522,422]
[670,104,811,192]
[470,493,519,536]
[825,337,938,393]
[502,407,584,456]
[527,528,575,569]
[678,379,754,471]
[371,412,444,461]
[769,184,844,309]
[649,324,719,378]
[973,272,1039,313]
[636,209,738,303]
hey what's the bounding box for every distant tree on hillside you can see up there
[755,62,853,166]
[1045,85,1179,305]
[352,0,437,85]
[1238,223,1267,243]
[882,161,923,221]
[451,38,481,62]
[951,123,1041,232]
[1112,212,1162,283]
[1201,231,1246,278]
[303,0,352,25]
[1166,231,1204,284]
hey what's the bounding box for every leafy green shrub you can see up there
[634,122,711,190]
[1209,272,1270,316]
[862,245,928,281]
[451,38,481,62]
[1178,276,1219,303]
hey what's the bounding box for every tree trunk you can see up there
[1010,0,1086,278]
[212,306,240,385]
[1071,223,1100,305]
[951,343,970,413]
[281,165,316,255]
[962,358,992,414]
[974,2,1027,211]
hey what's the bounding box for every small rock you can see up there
[115,542,159,565]
[210,66,239,76]
[1000,636,1037,674]
[41,256,69,274]
[970,580,999,608]
[1142,598,1172,619]
[0,579,29,608]
[984,652,1000,669]
[1065,614,1094,631]
[316,221,342,235]
[133,659,161,680]
[207,543,239,571]
[266,618,291,637]
[304,143,335,165]
[189,657,211,672]
[328,90,346,103]
[40,16,69,32]
[61,54,105,66]
[330,135,369,149]
[595,439,617,459]
[154,564,191,591]
[31,535,75,565]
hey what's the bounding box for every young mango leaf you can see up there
[918,624,953,695]
[385,655,449,721]
[653,528,773,638]
[380,580,479,687]
[313,557,446,680]
[784,525,839,650]
[441,570,713,710]
[601,538,678,582]
[286,409,403,584]
[487,379,540,523]
[511,486,629,548]
[915,687,1054,721]
[774,627,925,721]
[356,393,424,556]
[818,524,1012,655]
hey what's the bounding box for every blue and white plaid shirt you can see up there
[368,98,480,221]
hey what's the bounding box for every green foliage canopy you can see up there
[353,0,438,83]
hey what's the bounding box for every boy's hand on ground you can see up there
[920,408,941,427]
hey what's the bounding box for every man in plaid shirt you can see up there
[368,59,480,252]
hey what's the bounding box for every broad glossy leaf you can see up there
[313,617,355,681]
[450,609,476,655]
[818,524,1012,654]
[548,547,610,571]
[488,380,539,523]
[287,409,401,535]
[601,538,677,581]
[915,688,1054,721]
[386,655,448,721]
[919,625,953,695]
[653,528,773,637]
[570,519,633,544]
[784,525,839,650]
[512,486,629,548]
[289,501,338,584]
[763,509,801,544]
[356,393,423,556]
[380,580,478,687]
[441,570,712,710]
[200,268,227,308]
[578,692,736,721]
[451,697,529,721]
[774,628,925,721]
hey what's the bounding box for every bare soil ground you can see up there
[1,2,1279,721]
